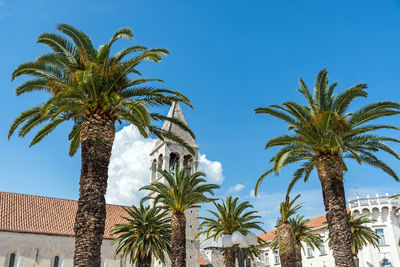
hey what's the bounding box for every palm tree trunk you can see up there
[73,114,115,267]
[225,247,236,267]
[295,243,302,266]
[277,222,301,267]
[138,254,152,267]
[315,154,355,267]
[171,212,186,267]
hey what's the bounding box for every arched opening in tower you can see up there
[169,152,180,173]
[157,154,163,179]
[151,159,157,182]
[183,155,193,174]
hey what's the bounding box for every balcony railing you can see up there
[348,194,399,208]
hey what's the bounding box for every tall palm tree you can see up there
[254,69,400,267]
[270,215,323,265]
[141,165,219,267]
[111,204,171,267]
[347,212,379,267]
[198,196,265,267]
[275,193,302,267]
[9,24,194,267]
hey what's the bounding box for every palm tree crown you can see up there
[348,212,379,255]
[198,196,264,267]
[141,165,220,213]
[279,194,302,224]
[255,69,400,193]
[141,166,219,267]
[111,204,171,264]
[9,24,194,155]
[198,196,264,240]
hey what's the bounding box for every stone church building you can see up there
[0,102,204,267]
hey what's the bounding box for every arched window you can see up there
[169,153,180,173]
[8,253,16,267]
[53,256,60,267]
[151,159,157,182]
[183,155,193,174]
[157,154,163,178]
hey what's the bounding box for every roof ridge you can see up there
[0,191,129,208]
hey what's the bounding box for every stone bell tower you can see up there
[149,101,200,267]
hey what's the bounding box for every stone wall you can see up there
[0,231,132,267]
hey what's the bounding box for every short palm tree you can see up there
[348,212,379,267]
[9,24,194,267]
[275,193,302,267]
[222,245,262,267]
[254,69,400,266]
[141,166,219,267]
[270,215,323,265]
[198,196,264,267]
[111,204,171,267]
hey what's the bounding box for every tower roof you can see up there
[152,101,197,152]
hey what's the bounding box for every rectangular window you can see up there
[376,229,386,245]
[264,252,269,265]
[319,245,326,255]
[307,246,313,257]
[9,253,15,267]
[274,250,280,264]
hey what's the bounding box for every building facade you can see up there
[0,192,130,267]
[256,193,400,267]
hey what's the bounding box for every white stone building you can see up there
[255,193,400,267]
[0,102,203,267]
[200,194,400,267]
[0,191,129,267]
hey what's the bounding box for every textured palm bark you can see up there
[225,247,236,267]
[295,243,302,266]
[277,222,301,267]
[315,154,355,267]
[73,114,115,267]
[137,254,152,267]
[171,212,186,267]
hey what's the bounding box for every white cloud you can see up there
[228,184,245,193]
[198,154,224,184]
[106,125,224,205]
[106,125,155,206]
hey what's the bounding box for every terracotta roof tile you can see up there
[257,229,276,242]
[305,214,327,228]
[0,192,127,239]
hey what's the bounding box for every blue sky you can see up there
[1,0,400,230]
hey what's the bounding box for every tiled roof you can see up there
[257,229,276,242]
[305,214,327,228]
[0,192,127,239]
[258,214,328,242]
